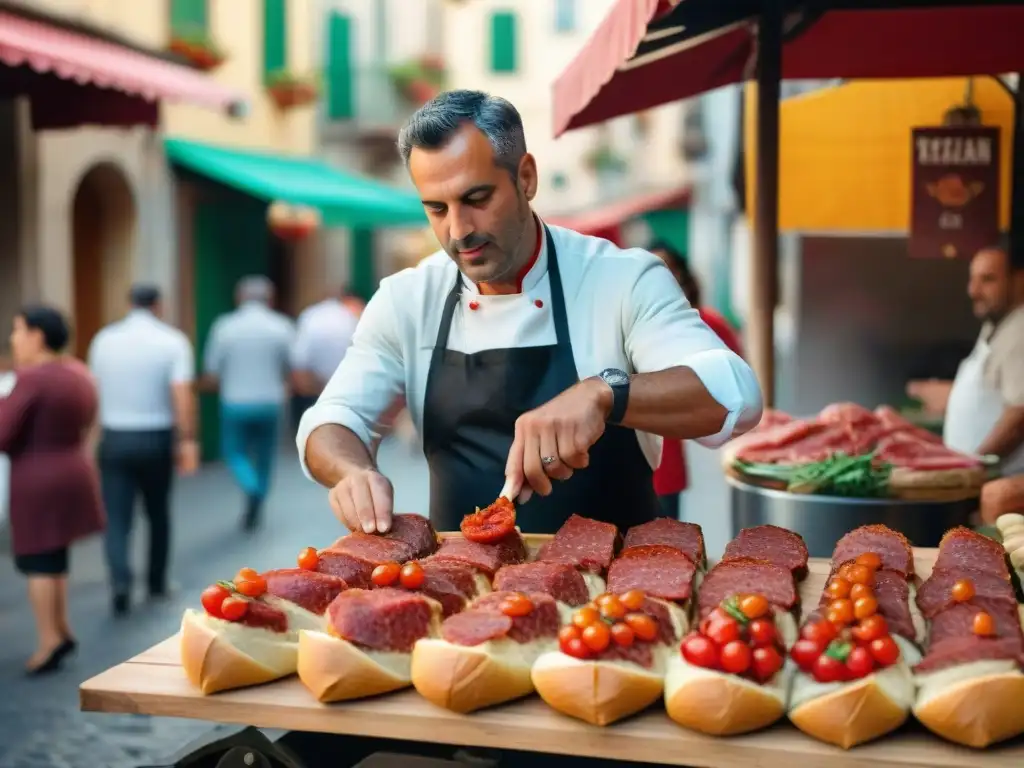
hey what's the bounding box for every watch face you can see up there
[600,368,629,386]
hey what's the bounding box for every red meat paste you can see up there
[536,514,620,574]
[621,519,705,568]
[440,591,559,647]
[606,546,696,603]
[261,568,348,615]
[326,588,435,653]
[493,561,590,606]
[697,558,797,617]
[723,524,808,576]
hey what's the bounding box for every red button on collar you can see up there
[534,298,544,308]
[468,300,480,311]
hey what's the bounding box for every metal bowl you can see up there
[728,476,977,558]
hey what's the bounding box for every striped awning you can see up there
[554,1,1024,136]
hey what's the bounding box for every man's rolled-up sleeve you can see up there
[296,281,405,478]
[623,254,764,448]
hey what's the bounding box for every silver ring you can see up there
[541,455,558,466]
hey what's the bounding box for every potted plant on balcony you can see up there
[582,144,629,175]
[168,27,226,71]
[388,54,447,106]
[267,201,321,242]
[266,70,321,110]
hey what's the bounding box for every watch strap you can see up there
[601,370,630,425]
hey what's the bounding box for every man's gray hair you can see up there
[397,90,527,176]
[237,275,274,303]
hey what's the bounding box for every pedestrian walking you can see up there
[1,305,104,673]
[88,285,198,617]
[203,276,294,530]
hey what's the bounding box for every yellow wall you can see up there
[28,0,316,154]
[744,78,1015,232]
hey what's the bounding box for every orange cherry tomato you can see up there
[297,547,319,571]
[201,584,232,618]
[869,636,901,666]
[800,619,837,646]
[610,622,635,647]
[739,593,769,619]
[220,596,249,621]
[234,569,267,598]
[624,612,659,642]
[235,567,259,582]
[827,598,854,626]
[748,618,777,648]
[619,589,646,611]
[973,611,996,637]
[751,645,784,682]
[846,564,874,585]
[855,552,882,570]
[370,562,401,587]
[581,621,612,652]
[399,562,426,590]
[853,596,878,620]
[837,563,856,582]
[849,582,873,602]
[681,633,718,668]
[825,577,851,599]
[852,614,889,643]
[704,615,740,646]
[572,606,600,629]
[561,636,591,660]
[952,578,976,603]
[598,595,627,621]
[500,592,534,618]
[558,625,581,645]
[719,641,753,674]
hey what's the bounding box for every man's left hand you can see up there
[505,378,611,501]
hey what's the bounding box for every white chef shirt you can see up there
[297,223,763,475]
[291,299,359,385]
[88,309,194,430]
[204,302,295,406]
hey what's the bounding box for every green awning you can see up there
[164,138,426,228]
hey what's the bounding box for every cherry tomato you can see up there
[681,633,718,668]
[853,596,878,620]
[852,614,889,643]
[748,618,777,648]
[610,622,635,647]
[582,622,612,652]
[801,619,837,646]
[460,496,516,544]
[849,582,873,602]
[720,641,753,675]
[952,578,976,603]
[705,616,740,646]
[751,645,784,682]
[624,612,659,642]
[825,577,851,600]
[561,636,591,660]
[837,563,857,582]
[619,589,646,611]
[811,654,847,684]
[399,562,426,590]
[855,552,882,570]
[235,567,259,583]
[598,595,627,621]
[790,638,824,671]
[572,605,600,629]
[234,569,267,598]
[846,564,874,586]
[845,646,875,679]
[371,562,401,587]
[869,636,901,666]
[558,625,581,645]
[220,596,249,621]
[739,594,769,619]
[826,598,854,626]
[201,584,231,618]
[973,610,996,637]
[500,592,534,618]
[297,547,319,571]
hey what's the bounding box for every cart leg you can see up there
[133,724,305,768]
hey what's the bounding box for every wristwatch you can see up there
[597,368,630,425]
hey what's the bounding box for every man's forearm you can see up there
[305,424,376,488]
[977,406,1024,458]
[171,383,197,440]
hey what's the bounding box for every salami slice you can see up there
[493,562,589,606]
[622,519,705,567]
[411,560,480,617]
[315,550,377,588]
[261,568,348,615]
[915,636,1024,674]
[326,588,436,653]
[928,599,1024,647]
[440,591,560,646]
[238,600,289,633]
[933,527,1010,579]
[426,531,527,576]
[697,558,797,617]
[831,524,914,576]
[723,525,808,576]
[440,611,513,647]
[606,545,696,602]
[330,533,415,565]
[385,514,440,558]
[916,566,1017,619]
[536,514,620,574]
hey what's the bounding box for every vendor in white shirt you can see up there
[298,90,763,535]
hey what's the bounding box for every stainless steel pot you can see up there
[728,476,977,558]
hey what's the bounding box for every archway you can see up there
[71,162,136,357]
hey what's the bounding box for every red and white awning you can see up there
[547,186,691,235]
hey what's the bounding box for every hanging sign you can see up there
[910,126,1000,259]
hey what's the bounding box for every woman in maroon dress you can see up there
[0,306,104,674]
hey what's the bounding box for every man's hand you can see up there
[505,378,610,500]
[329,468,395,534]
[906,379,953,416]
[176,439,199,476]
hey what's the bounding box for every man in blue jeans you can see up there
[203,276,295,531]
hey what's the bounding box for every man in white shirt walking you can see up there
[88,285,197,616]
[203,276,294,531]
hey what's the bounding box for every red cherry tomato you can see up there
[370,562,401,587]
[790,638,824,672]
[869,636,901,667]
[681,633,718,669]
[201,584,231,618]
[811,654,847,684]
[558,625,581,645]
[845,646,875,679]
[561,636,591,660]
[619,589,646,611]
[399,562,426,590]
[747,618,777,648]
[581,622,612,653]
[297,547,319,571]
[801,620,837,646]
[704,616,740,646]
[460,497,516,543]
[610,622,635,647]
[751,645,784,683]
[851,614,889,643]
[624,613,659,642]
[720,641,753,675]
[220,596,249,621]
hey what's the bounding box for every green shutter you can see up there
[263,0,288,82]
[170,0,207,36]
[350,228,376,301]
[327,12,354,119]
[490,11,518,73]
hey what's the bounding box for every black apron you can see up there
[422,226,660,534]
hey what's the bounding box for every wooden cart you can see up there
[80,548,1024,768]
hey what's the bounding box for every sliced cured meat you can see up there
[928,599,1024,647]
[697,558,797,617]
[326,588,436,653]
[606,545,697,603]
[384,514,439,558]
[831,524,914,576]
[410,559,481,617]
[734,419,827,454]
[874,405,943,445]
[876,434,981,470]
[330,532,415,564]
[261,569,348,615]
[819,402,878,428]
[315,550,376,588]
[441,591,560,646]
[238,600,289,633]
[933,527,1009,579]
[757,409,794,430]
[426,531,527,576]
[915,636,1024,674]
[493,562,589,606]
[723,525,808,576]
[537,514,620,574]
[916,566,1017,619]
[818,566,916,640]
[622,519,705,567]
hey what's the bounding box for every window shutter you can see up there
[263,0,288,82]
[489,11,518,74]
[170,0,207,36]
[327,12,354,119]
[555,0,575,33]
